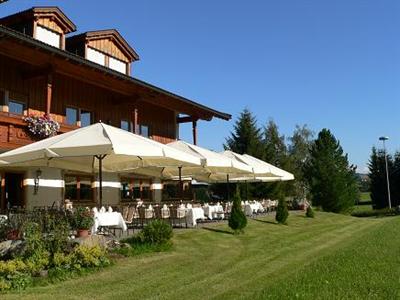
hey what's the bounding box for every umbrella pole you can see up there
[96,155,107,207]
[246,181,248,201]
[226,174,230,201]
[178,166,182,200]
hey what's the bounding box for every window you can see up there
[109,56,127,74]
[66,107,78,125]
[120,120,131,132]
[80,110,92,127]
[120,178,151,201]
[140,125,150,138]
[64,175,93,202]
[8,100,25,115]
[87,47,106,66]
[36,26,61,48]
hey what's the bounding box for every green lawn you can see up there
[359,192,371,203]
[4,212,400,300]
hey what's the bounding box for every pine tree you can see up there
[224,108,264,158]
[305,129,358,213]
[369,147,394,209]
[275,196,289,224]
[306,205,315,218]
[392,152,400,207]
[228,186,247,234]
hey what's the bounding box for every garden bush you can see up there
[141,220,173,245]
[228,186,247,234]
[0,211,110,292]
[306,206,315,218]
[0,259,32,291]
[351,208,398,218]
[276,197,289,224]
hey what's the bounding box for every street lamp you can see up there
[379,136,391,209]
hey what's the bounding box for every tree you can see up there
[306,205,315,218]
[288,124,314,201]
[260,120,289,198]
[305,129,358,213]
[391,152,400,207]
[228,186,247,234]
[275,196,289,224]
[263,119,288,166]
[369,147,396,209]
[224,108,264,158]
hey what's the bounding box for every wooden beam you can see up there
[46,73,53,115]
[192,120,198,145]
[132,107,138,134]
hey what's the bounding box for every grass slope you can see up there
[4,212,399,300]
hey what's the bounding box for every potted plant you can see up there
[72,207,94,238]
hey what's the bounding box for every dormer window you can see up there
[87,47,106,66]
[36,25,61,48]
[109,57,127,74]
[0,7,76,50]
[66,29,139,76]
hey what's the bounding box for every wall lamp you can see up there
[34,169,42,195]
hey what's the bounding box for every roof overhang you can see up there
[0,25,231,121]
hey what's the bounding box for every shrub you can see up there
[276,197,289,224]
[141,220,173,245]
[351,208,398,218]
[306,206,315,218]
[72,245,110,268]
[228,186,247,234]
[0,259,32,292]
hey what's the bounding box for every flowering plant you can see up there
[23,114,60,138]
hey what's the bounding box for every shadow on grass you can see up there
[252,218,278,225]
[202,227,234,235]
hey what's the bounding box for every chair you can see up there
[170,206,187,228]
[122,205,129,220]
[123,205,136,235]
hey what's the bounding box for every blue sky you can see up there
[2,0,399,173]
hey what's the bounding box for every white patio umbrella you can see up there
[0,122,202,206]
[164,141,253,200]
[212,151,294,200]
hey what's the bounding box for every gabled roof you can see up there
[0,6,76,33]
[67,29,139,62]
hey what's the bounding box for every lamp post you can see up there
[379,136,391,209]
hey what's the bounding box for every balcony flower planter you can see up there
[23,114,60,139]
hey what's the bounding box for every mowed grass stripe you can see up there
[3,213,393,300]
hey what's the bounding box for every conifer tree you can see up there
[224,108,263,158]
[275,196,289,224]
[369,147,395,209]
[305,129,358,213]
[228,186,247,234]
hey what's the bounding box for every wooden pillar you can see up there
[46,74,53,116]
[192,120,198,145]
[133,107,139,134]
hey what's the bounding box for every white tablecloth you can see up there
[203,205,224,220]
[244,202,263,216]
[186,207,205,227]
[92,212,127,234]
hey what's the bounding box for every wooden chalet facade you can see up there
[0,6,230,210]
